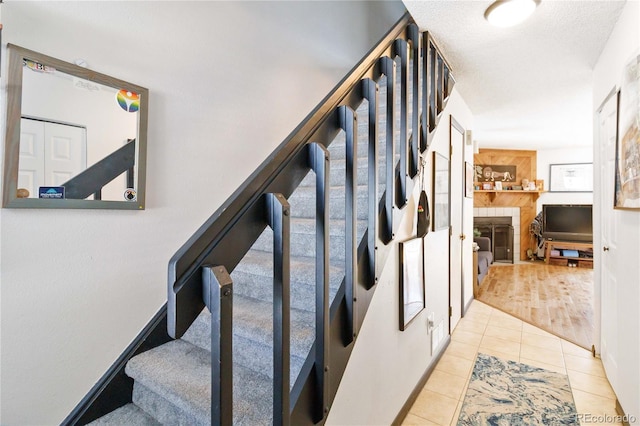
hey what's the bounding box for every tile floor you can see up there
[403,301,622,426]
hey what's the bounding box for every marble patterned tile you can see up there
[434,353,475,379]
[561,340,593,359]
[488,314,523,332]
[522,321,559,338]
[483,325,522,343]
[520,343,565,368]
[424,369,468,400]
[479,335,521,359]
[571,389,618,418]
[411,389,459,425]
[566,369,617,400]
[445,340,480,361]
[457,354,577,425]
[451,329,483,347]
[564,353,606,378]
[402,412,439,425]
[522,331,563,352]
[454,318,488,335]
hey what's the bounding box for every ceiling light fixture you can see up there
[484,0,540,27]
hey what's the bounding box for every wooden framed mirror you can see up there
[2,44,148,209]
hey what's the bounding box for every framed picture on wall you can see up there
[615,54,640,209]
[432,151,450,231]
[465,161,474,198]
[549,163,593,192]
[399,238,425,331]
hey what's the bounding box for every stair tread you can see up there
[181,295,316,360]
[289,184,370,199]
[286,217,368,236]
[126,339,274,425]
[87,403,160,426]
[233,249,345,289]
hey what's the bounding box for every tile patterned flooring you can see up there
[403,301,621,426]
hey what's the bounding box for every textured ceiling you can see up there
[403,0,626,150]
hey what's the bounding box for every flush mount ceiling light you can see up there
[484,0,540,27]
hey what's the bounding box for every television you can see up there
[542,204,593,242]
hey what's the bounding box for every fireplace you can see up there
[474,216,514,263]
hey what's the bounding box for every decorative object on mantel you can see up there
[482,182,493,190]
[521,178,530,189]
[615,53,640,209]
[494,181,503,190]
[549,163,593,192]
[535,179,544,191]
[476,164,516,182]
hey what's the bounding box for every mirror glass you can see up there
[3,44,148,209]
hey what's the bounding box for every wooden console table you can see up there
[544,241,593,268]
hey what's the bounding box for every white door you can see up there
[18,118,46,197]
[19,118,87,197]
[596,90,618,376]
[449,118,464,331]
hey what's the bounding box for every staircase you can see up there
[78,13,455,426]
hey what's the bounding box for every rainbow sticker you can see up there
[116,89,140,113]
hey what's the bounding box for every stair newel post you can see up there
[376,56,395,245]
[266,193,291,426]
[393,39,408,209]
[361,78,378,289]
[407,24,421,176]
[308,142,331,422]
[339,106,357,343]
[202,265,233,426]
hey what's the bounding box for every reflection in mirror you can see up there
[3,44,148,209]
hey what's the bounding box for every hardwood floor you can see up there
[476,262,594,350]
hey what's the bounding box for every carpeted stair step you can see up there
[251,217,368,262]
[229,249,345,310]
[126,339,274,426]
[181,300,311,384]
[87,403,160,426]
[288,184,370,220]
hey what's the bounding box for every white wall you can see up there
[536,147,594,212]
[592,0,640,420]
[327,88,474,424]
[0,2,406,424]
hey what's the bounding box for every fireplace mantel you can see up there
[474,189,545,202]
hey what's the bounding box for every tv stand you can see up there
[544,240,593,268]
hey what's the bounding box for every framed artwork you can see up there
[432,151,450,231]
[615,54,640,209]
[465,161,474,198]
[475,164,516,182]
[549,163,593,192]
[399,238,425,331]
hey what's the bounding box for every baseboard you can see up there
[61,304,171,425]
[616,399,635,426]
[391,335,451,426]
[463,297,473,316]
